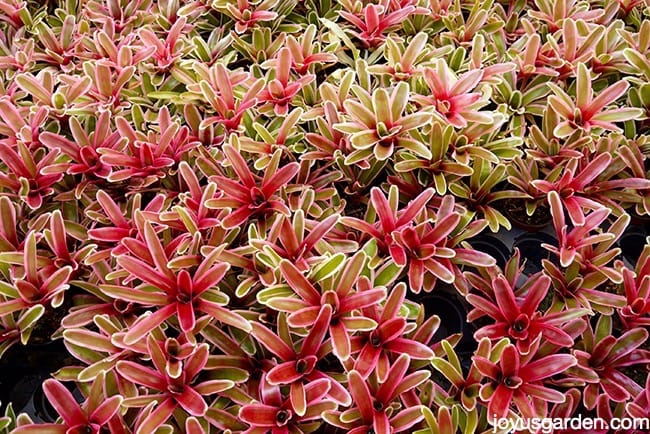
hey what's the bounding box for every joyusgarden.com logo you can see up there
[491,414,650,433]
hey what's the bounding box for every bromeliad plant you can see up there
[547,62,644,138]
[466,272,586,354]
[619,245,650,329]
[102,216,252,344]
[1,0,650,433]
[257,251,385,361]
[567,315,650,410]
[13,374,125,434]
[473,339,578,419]
[324,354,429,433]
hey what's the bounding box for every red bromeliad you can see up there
[352,282,435,380]
[12,375,124,434]
[474,342,577,419]
[547,63,643,137]
[40,111,118,180]
[339,0,416,48]
[0,140,63,209]
[225,0,279,34]
[341,185,435,257]
[567,316,650,409]
[414,59,491,128]
[620,245,650,328]
[138,17,188,70]
[102,218,251,345]
[193,63,265,135]
[238,377,337,434]
[545,190,617,267]
[391,195,496,292]
[117,336,234,434]
[532,153,625,226]
[467,274,585,354]
[205,145,299,229]
[250,304,352,414]
[326,354,428,433]
[260,251,386,361]
[0,230,72,317]
[257,48,314,116]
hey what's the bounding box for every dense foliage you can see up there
[0,0,649,433]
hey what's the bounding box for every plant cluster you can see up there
[0,0,650,433]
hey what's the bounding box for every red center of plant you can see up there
[249,187,266,208]
[113,299,130,313]
[20,282,43,303]
[176,291,192,304]
[560,188,575,198]
[276,409,291,426]
[268,80,286,99]
[510,314,530,338]
[80,147,99,168]
[321,291,340,314]
[295,358,309,374]
[503,376,522,389]
[28,178,40,192]
[74,424,94,434]
[166,339,181,357]
[168,383,185,394]
[631,298,646,314]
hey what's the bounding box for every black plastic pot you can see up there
[502,198,553,232]
[628,208,650,228]
[11,372,60,423]
[0,340,76,420]
[410,289,476,358]
[422,294,465,340]
[466,234,511,270]
[513,231,558,275]
[618,226,648,266]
